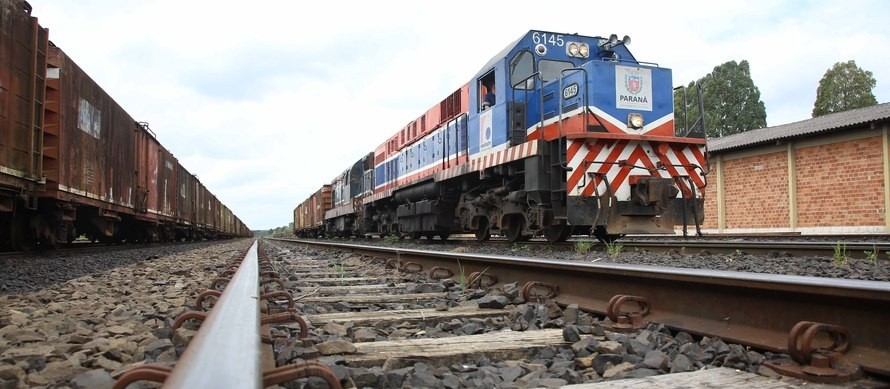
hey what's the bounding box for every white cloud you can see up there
[27,0,890,229]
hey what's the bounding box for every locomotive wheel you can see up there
[438,233,450,241]
[410,232,422,240]
[425,233,435,240]
[474,219,491,242]
[544,224,572,244]
[504,215,523,243]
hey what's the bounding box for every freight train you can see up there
[294,29,708,243]
[0,1,250,250]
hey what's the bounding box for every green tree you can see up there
[674,60,767,138]
[812,60,877,117]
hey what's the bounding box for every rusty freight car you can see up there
[0,0,48,249]
[0,0,250,249]
[293,185,331,238]
[40,44,154,245]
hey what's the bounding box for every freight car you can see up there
[0,0,250,249]
[296,30,708,243]
[292,185,331,238]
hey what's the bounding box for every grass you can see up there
[574,241,594,255]
[604,241,624,257]
[456,259,489,291]
[382,235,400,244]
[833,241,848,266]
[334,264,347,279]
[864,243,882,276]
[864,243,880,264]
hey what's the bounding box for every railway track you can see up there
[151,236,876,387]
[300,234,890,260]
[107,238,886,387]
[265,238,890,384]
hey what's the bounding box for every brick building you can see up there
[702,103,890,234]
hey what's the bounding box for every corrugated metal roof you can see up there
[707,103,890,152]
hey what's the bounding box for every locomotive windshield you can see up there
[539,59,574,82]
[510,51,534,90]
[510,51,578,89]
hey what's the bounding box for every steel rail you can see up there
[613,239,890,259]
[162,240,263,388]
[306,236,890,259]
[288,239,890,378]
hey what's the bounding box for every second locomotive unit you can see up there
[295,30,708,243]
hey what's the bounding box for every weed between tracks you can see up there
[833,241,848,266]
[864,242,885,276]
[574,241,593,255]
[456,259,489,295]
[603,241,624,257]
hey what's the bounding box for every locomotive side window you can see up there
[510,51,534,90]
[539,59,574,82]
[478,71,496,112]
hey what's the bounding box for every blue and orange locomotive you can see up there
[294,30,708,243]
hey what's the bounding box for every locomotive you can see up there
[0,0,250,250]
[294,30,708,243]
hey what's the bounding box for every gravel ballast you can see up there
[0,239,254,388]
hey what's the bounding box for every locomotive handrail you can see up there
[598,57,659,67]
[161,240,263,388]
[511,71,544,135]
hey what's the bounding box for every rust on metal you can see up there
[210,277,231,290]
[385,258,401,269]
[521,281,560,302]
[468,272,498,288]
[172,311,208,331]
[402,262,424,273]
[429,266,454,280]
[764,321,863,383]
[260,277,286,290]
[195,289,223,310]
[605,294,650,331]
[111,365,172,389]
[263,361,342,389]
[261,290,296,312]
[261,311,308,340]
[370,257,386,265]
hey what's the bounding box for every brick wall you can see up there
[702,132,887,232]
[723,151,790,229]
[701,172,718,229]
[795,136,885,227]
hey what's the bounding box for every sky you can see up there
[27,0,890,231]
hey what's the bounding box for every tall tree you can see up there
[674,60,767,138]
[812,60,877,117]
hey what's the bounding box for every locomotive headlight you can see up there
[579,43,590,58]
[567,42,579,57]
[628,113,644,129]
